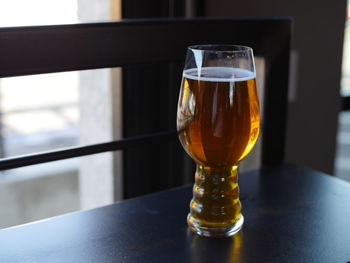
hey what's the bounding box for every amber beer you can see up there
[177,66,260,235]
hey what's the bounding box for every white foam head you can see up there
[183,67,255,82]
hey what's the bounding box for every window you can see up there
[334,0,350,182]
[0,0,122,229]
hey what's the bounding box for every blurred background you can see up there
[0,0,348,229]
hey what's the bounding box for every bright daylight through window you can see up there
[0,0,80,229]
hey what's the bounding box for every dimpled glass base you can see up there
[186,165,243,238]
[188,214,244,238]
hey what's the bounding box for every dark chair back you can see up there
[0,18,291,198]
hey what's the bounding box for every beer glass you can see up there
[177,45,260,237]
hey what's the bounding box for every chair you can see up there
[0,18,291,198]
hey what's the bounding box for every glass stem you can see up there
[189,165,242,229]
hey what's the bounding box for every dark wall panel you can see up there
[206,0,347,174]
[121,0,193,198]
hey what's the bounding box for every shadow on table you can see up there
[187,230,243,263]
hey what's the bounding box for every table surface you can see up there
[0,164,350,263]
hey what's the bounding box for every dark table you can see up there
[0,164,350,263]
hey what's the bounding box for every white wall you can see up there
[77,0,123,208]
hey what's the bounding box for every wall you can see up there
[206,0,347,174]
[77,0,123,208]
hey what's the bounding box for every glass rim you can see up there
[188,44,253,53]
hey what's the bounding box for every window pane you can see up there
[1,72,79,157]
[0,0,78,27]
[0,0,121,229]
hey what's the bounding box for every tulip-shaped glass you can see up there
[177,45,260,237]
